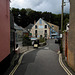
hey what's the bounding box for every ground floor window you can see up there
[40,35,43,38]
[45,34,47,37]
[35,35,37,38]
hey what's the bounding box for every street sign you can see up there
[60,34,62,38]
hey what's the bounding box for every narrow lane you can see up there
[47,39,60,52]
[14,39,67,75]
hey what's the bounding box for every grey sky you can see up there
[10,0,70,14]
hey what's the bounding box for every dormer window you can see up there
[45,25,47,28]
[35,25,37,29]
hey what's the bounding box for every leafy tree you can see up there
[11,8,20,25]
[11,8,69,29]
[63,18,69,30]
[42,12,52,22]
[19,8,29,27]
[22,35,31,46]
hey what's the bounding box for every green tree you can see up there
[63,18,69,30]
[19,8,29,27]
[11,8,69,29]
[22,35,31,46]
[12,8,20,25]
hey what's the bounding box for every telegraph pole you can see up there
[61,0,64,31]
[60,0,64,53]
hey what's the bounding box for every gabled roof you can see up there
[31,18,59,33]
[14,23,23,30]
[47,22,59,32]
[35,18,59,29]
[14,23,27,32]
[25,23,34,31]
[34,18,50,28]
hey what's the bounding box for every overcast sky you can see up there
[10,0,70,14]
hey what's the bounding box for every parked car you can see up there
[55,38,60,44]
[34,40,39,48]
[30,37,39,48]
[30,37,37,46]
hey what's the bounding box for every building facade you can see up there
[0,0,10,74]
[14,23,24,42]
[30,18,59,39]
[68,0,75,71]
[10,11,15,53]
[0,0,10,62]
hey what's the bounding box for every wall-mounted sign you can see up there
[38,26,44,28]
[60,34,62,38]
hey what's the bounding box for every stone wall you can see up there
[62,33,66,56]
[68,0,75,71]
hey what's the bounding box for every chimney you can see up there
[34,20,36,25]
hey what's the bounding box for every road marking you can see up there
[9,43,48,75]
[59,53,73,75]
[9,49,35,75]
[57,51,60,54]
[44,47,49,50]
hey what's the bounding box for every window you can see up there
[35,25,37,29]
[38,26,44,28]
[39,19,42,24]
[45,30,47,33]
[35,30,37,34]
[35,35,37,38]
[45,25,47,28]
[40,35,42,38]
[44,30,47,37]
[35,30,37,37]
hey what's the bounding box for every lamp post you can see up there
[27,29,30,50]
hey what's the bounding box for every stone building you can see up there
[68,0,75,71]
[30,18,59,39]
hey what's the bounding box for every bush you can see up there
[22,35,31,46]
[39,37,45,43]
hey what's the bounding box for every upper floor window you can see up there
[35,25,37,29]
[39,19,42,24]
[45,25,47,28]
[45,30,47,33]
[35,30,37,34]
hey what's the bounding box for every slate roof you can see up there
[14,23,27,32]
[47,22,59,33]
[25,23,34,31]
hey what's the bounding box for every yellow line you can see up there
[59,54,73,75]
[9,49,35,75]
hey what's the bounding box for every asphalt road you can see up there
[14,39,67,75]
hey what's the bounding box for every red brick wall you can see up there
[0,0,10,62]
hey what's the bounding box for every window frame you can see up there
[45,25,47,28]
[35,25,37,29]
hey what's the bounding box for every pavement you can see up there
[4,42,35,75]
